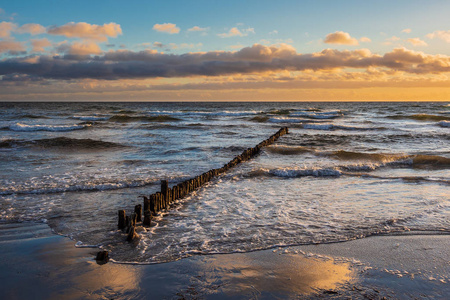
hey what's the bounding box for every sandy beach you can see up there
[0,222,448,299]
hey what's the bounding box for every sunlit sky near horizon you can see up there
[1,0,450,101]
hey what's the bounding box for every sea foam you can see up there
[9,122,90,132]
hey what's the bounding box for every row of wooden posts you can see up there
[117,127,289,242]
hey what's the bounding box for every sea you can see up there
[0,102,449,264]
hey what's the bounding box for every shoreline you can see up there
[0,222,448,299]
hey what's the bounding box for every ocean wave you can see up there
[267,109,292,115]
[301,123,384,131]
[246,167,343,178]
[31,137,126,150]
[268,117,311,124]
[250,116,269,122]
[266,145,314,155]
[387,114,450,122]
[0,139,22,148]
[438,121,450,128]
[7,122,91,132]
[109,115,181,122]
[0,177,159,196]
[73,115,110,121]
[290,110,343,119]
[146,110,260,118]
[19,114,49,119]
[328,151,450,168]
[330,150,408,163]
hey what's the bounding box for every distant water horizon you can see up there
[0,101,448,263]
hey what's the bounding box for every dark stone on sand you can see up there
[95,250,109,263]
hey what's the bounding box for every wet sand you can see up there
[0,222,448,299]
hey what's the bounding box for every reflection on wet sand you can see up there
[38,242,142,300]
[195,250,355,297]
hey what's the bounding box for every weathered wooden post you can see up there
[143,210,152,227]
[126,226,139,242]
[118,210,126,230]
[144,196,150,212]
[134,204,142,222]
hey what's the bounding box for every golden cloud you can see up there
[187,26,208,32]
[47,22,122,41]
[218,27,254,38]
[426,30,450,43]
[407,38,428,47]
[0,40,25,54]
[55,41,102,55]
[30,38,52,52]
[324,31,359,45]
[1,44,449,81]
[152,23,180,34]
[17,23,46,35]
[0,21,16,38]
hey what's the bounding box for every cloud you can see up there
[402,28,412,34]
[1,44,449,81]
[218,27,255,38]
[383,36,401,45]
[0,40,25,54]
[17,23,46,35]
[152,23,180,34]
[218,27,244,38]
[407,38,428,46]
[151,41,202,51]
[30,38,52,52]
[55,41,103,55]
[47,22,122,41]
[187,26,208,32]
[324,31,359,45]
[426,30,450,43]
[359,37,371,43]
[0,21,16,38]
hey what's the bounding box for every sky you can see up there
[0,0,449,101]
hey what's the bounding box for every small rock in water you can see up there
[95,250,109,264]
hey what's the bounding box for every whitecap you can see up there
[438,120,450,128]
[9,122,91,132]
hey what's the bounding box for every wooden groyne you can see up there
[116,127,289,242]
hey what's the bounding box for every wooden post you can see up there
[126,226,139,242]
[143,210,152,227]
[118,210,126,230]
[143,196,150,212]
[125,215,130,232]
[134,204,142,222]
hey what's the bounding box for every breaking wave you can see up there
[0,137,124,150]
[301,123,385,131]
[290,110,343,119]
[387,114,450,122]
[6,122,91,132]
[32,137,125,150]
[73,115,110,121]
[109,115,181,122]
[329,151,450,168]
[329,150,407,163]
[438,121,450,128]
[248,165,450,182]
[266,145,314,155]
[0,177,159,196]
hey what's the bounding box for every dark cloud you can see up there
[0,44,449,81]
